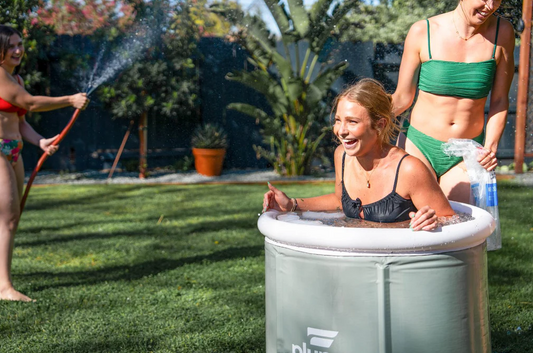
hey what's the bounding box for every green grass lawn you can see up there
[0,181,531,352]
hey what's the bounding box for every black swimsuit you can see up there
[341,154,417,223]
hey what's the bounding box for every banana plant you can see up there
[214,0,359,176]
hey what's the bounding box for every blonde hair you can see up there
[331,78,399,146]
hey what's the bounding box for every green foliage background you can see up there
[98,0,199,123]
[341,0,523,44]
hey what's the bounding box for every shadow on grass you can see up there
[45,335,160,353]
[22,245,263,291]
[18,211,260,248]
[488,253,533,287]
[25,184,255,213]
[488,231,533,284]
[491,328,533,353]
[24,185,143,212]
[45,328,266,353]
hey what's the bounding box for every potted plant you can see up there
[191,123,229,176]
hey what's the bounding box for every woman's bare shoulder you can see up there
[0,70,20,85]
[0,68,10,81]
[15,74,24,87]
[333,145,344,163]
[495,16,516,46]
[397,153,433,179]
[407,19,429,37]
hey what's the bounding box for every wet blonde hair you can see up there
[331,78,399,146]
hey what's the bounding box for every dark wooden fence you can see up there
[20,38,520,172]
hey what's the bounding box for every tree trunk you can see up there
[139,111,148,179]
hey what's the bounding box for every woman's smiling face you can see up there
[1,34,24,69]
[333,97,381,157]
[460,0,502,25]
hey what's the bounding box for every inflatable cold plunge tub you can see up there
[257,201,496,353]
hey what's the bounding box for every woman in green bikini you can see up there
[0,25,89,301]
[392,0,515,203]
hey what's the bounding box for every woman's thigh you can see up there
[14,157,24,201]
[0,155,19,217]
[439,163,472,204]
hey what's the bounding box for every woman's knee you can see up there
[0,210,20,232]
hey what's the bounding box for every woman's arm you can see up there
[481,19,515,169]
[262,146,344,213]
[391,20,425,117]
[399,156,455,230]
[263,184,340,213]
[0,71,89,112]
[19,116,59,155]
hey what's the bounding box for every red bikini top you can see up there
[0,75,28,117]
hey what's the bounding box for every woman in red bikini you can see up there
[0,25,89,301]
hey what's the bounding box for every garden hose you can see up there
[20,106,85,214]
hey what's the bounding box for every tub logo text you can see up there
[292,327,339,353]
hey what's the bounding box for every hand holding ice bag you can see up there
[442,138,501,251]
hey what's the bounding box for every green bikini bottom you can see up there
[403,122,484,178]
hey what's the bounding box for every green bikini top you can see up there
[418,17,500,99]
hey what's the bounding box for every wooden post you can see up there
[515,0,533,173]
[139,111,148,179]
[108,120,135,179]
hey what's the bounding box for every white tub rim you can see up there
[258,201,495,255]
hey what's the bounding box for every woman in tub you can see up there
[263,78,455,231]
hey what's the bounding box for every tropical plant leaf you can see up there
[263,0,291,37]
[226,103,270,121]
[226,70,288,112]
[285,77,305,103]
[287,0,310,38]
[306,61,348,106]
[226,0,357,175]
[245,16,277,53]
[269,50,294,80]
[311,0,360,52]
[309,0,333,24]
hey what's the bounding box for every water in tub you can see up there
[277,211,474,228]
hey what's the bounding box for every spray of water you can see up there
[86,48,106,91]
[81,22,159,96]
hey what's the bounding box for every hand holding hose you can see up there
[39,135,60,155]
[70,93,90,110]
[20,105,86,214]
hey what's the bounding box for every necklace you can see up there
[453,8,476,41]
[359,158,381,188]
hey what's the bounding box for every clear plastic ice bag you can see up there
[442,138,501,251]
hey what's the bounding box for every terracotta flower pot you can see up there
[192,148,226,176]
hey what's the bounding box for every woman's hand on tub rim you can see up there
[409,206,438,231]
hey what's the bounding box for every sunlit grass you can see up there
[0,181,531,352]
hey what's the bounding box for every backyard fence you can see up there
[21,38,521,173]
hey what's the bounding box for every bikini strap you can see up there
[426,19,432,60]
[15,75,23,87]
[341,152,346,183]
[492,16,501,59]
[392,154,409,193]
